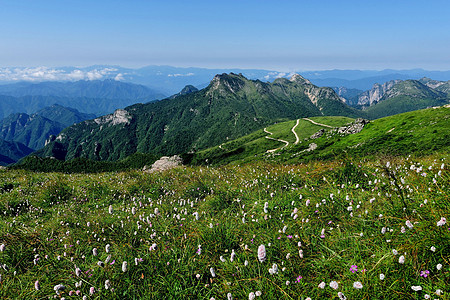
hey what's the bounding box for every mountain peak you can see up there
[209,73,247,94]
[290,73,311,85]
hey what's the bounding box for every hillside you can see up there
[0,139,33,166]
[0,105,95,150]
[364,80,449,119]
[36,73,361,161]
[190,106,450,165]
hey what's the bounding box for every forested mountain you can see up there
[37,73,361,161]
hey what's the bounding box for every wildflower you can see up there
[350,265,358,273]
[108,205,113,214]
[420,270,430,278]
[430,246,436,252]
[353,281,363,289]
[97,261,105,267]
[330,281,338,290]
[249,292,256,300]
[255,291,262,296]
[122,261,128,272]
[258,244,266,262]
[105,255,111,264]
[0,244,5,252]
[379,273,385,280]
[436,289,442,295]
[411,285,422,291]
[34,280,40,290]
[75,267,81,277]
[105,244,110,253]
[318,281,326,289]
[437,217,446,226]
[392,249,398,255]
[405,220,413,229]
[54,284,66,295]
[89,286,95,295]
[210,267,216,277]
[105,280,111,290]
[230,250,236,262]
[295,275,302,283]
[436,263,442,270]
[338,292,346,300]
[227,293,233,300]
[299,249,303,258]
[398,255,405,264]
[92,248,98,256]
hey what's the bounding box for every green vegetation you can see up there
[0,153,448,299]
[11,153,159,173]
[191,107,450,166]
[38,73,362,162]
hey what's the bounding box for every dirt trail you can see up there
[264,128,289,153]
[292,119,300,144]
[302,118,333,128]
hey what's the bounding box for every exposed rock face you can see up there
[335,118,370,135]
[310,129,325,139]
[357,80,401,106]
[143,155,182,173]
[93,109,131,126]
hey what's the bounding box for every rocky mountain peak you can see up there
[208,73,246,95]
[290,74,311,85]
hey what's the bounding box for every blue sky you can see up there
[1,0,449,71]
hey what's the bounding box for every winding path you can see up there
[264,128,289,153]
[302,118,334,128]
[291,119,300,144]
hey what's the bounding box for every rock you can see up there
[334,118,369,135]
[143,155,182,173]
[310,129,325,139]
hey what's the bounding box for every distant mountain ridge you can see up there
[0,79,165,100]
[0,139,33,166]
[0,79,165,118]
[37,73,361,161]
[0,105,96,150]
[2,65,450,94]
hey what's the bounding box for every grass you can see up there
[0,153,449,299]
[192,116,355,166]
[191,106,450,166]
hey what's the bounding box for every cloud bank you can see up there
[0,67,122,82]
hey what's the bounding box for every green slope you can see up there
[190,106,449,165]
[364,80,449,119]
[37,73,362,161]
[191,116,354,165]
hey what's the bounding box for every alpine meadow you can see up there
[1,1,450,300]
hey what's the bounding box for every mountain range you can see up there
[1,70,449,166]
[3,65,450,94]
[0,79,164,118]
[36,73,361,161]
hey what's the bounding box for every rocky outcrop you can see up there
[357,80,401,107]
[334,118,369,135]
[143,155,182,173]
[310,129,325,139]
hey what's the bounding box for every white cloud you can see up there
[0,67,120,82]
[167,72,195,77]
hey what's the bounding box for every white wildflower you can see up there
[258,244,266,262]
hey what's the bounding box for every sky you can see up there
[1,0,449,71]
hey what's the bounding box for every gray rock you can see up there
[143,155,182,173]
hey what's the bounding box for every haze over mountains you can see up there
[2,65,450,94]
